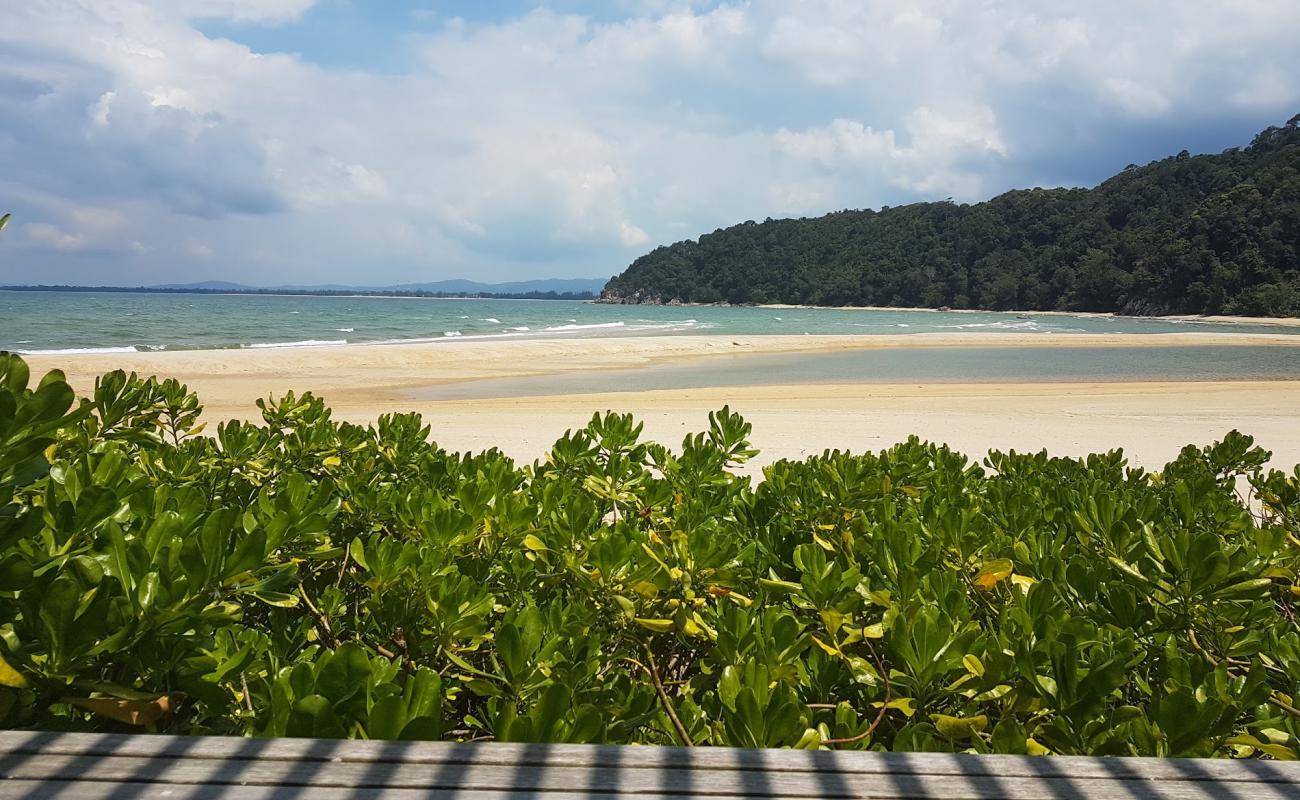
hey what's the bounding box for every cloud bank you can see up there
[1,0,1297,285]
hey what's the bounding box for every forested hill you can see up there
[601,116,1300,316]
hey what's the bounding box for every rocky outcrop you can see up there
[596,288,666,305]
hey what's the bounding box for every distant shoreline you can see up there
[0,285,598,301]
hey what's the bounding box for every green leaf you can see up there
[287,695,346,738]
[367,694,408,740]
[250,592,300,608]
[348,538,369,571]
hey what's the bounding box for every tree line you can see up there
[602,115,1300,316]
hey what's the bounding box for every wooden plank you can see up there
[2,731,1296,786]
[0,750,1294,799]
[0,783,757,800]
[2,731,1298,800]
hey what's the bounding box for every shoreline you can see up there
[756,304,1300,328]
[14,323,1300,359]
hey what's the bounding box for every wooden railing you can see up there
[1,730,1298,798]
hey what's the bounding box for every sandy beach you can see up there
[24,332,1300,472]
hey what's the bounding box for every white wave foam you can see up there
[243,339,348,349]
[936,320,1040,330]
[507,326,530,331]
[626,319,714,332]
[337,327,355,332]
[543,321,626,332]
[443,330,463,337]
[479,317,501,323]
[17,345,139,355]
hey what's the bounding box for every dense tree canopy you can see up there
[603,116,1300,316]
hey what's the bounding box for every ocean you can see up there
[4,291,1299,354]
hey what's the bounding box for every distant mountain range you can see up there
[152,278,609,294]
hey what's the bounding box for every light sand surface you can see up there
[24,333,1300,472]
[406,382,1300,473]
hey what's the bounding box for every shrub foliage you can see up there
[2,352,1300,757]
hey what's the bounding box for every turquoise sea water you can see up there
[3,291,1299,354]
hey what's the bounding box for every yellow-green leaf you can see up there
[819,609,848,634]
[64,695,172,727]
[973,559,1014,591]
[1010,574,1037,593]
[250,591,300,608]
[523,534,549,552]
[1218,578,1272,596]
[634,618,675,633]
[862,623,885,639]
[872,697,916,718]
[931,713,988,739]
[963,654,985,677]
[811,636,841,657]
[0,656,27,689]
[758,578,803,595]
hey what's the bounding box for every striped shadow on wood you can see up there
[1,731,1297,799]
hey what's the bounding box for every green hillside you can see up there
[602,116,1300,316]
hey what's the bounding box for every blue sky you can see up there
[1,0,1298,286]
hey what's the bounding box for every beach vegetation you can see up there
[2,352,1300,757]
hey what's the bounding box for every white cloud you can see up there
[618,221,649,247]
[25,223,88,253]
[774,106,1008,200]
[172,1,318,25]
[1,0,1298,286]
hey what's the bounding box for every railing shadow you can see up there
[5,730,1300,798]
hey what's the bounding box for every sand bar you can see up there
[22,332,1300,472]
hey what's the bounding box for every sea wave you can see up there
[443,330,463,337]
[337,327,355,332]
[243,339,348,349]
[479,318,501,324]
[936,321,1040,330]
[16,345,140,355]
[543,321,626,332]
[507,326,530,331]
[626,319,716,332]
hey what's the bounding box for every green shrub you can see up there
[1,352,1299,757]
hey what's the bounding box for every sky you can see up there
[1,1,1298,287]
